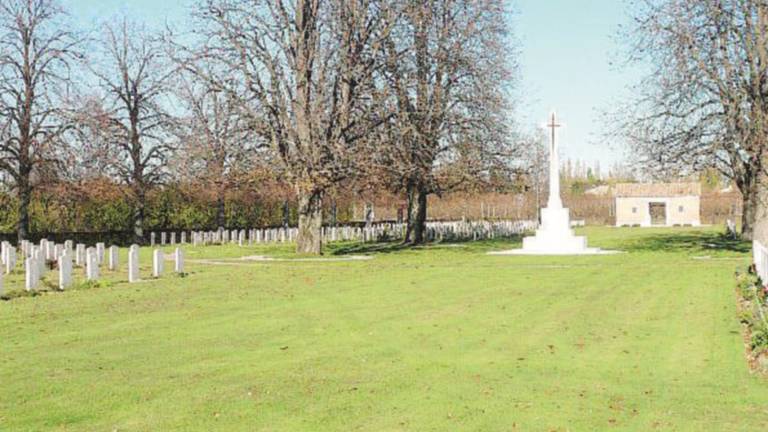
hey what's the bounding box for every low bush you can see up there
[736,269,768,352]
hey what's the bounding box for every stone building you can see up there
[614,183,701,227]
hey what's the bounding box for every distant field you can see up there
[1,226,766,431]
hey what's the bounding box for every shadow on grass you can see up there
[329,234,526,256]
[620,231,750,254]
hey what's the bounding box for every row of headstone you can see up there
[152,248,185,278]
[164,219,537,248]
[7,238,187,293]
[150,231,188,246]
[1,241,17,275]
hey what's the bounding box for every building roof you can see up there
[615,182,701,198]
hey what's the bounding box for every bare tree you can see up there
[0,0,81,240]
[188,0,394,254]
[85,18,176,241]
[614,0,768,239]
[173,69,265,228]
[378,0,517,244]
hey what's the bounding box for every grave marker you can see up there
[59,251,72,289]
[86,248,99,281]
[174,248,184,273]
[128,245,140,282]
[153,249,163,277]
[108,246,119,271]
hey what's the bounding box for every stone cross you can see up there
[546,111,563,209]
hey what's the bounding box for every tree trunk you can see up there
[405,181,428,244]
[741,179,758,240]
[282,199,291,228]
[296,189,323,255]
[330,199,338,227]
[216,190,226,229]
[17,180,31,242]
[133,190,146,243]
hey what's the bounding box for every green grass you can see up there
[1,226,766,431]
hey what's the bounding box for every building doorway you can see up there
[649,202,667,226]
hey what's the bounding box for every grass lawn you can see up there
[1,226,766,431]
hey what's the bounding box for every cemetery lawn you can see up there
[2,226,768,431]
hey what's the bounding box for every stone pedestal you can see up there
[521,206,591,253]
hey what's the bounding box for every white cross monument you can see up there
[490,111,615,255]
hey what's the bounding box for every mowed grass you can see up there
[1,226,767,431]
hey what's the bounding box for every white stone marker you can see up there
[161,232,167,245]
[58,251,72,289]
[128,245,140,283]
[170,232,176,245]
[34,246,45,274]
[96,242,106,264]
[5,245,15,274]
[86,248,99,281]
[46,240,55,262]
[25,257,37,291]
[174,248,184,273]
[75,244,86,267]
[152,249,163,277]
[181,231,186,244]
[151,232,156,246]
[108,246,119,271]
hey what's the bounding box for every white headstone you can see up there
[161,232,167,245]
[34,246,45,274]
[25,257,37,291]
[75,244,86,267]
[151,232,156,246]
[96,242,106,264]
[58,251,72,289]
[86,248,99,281]
[128,244,140,283]
[174,248,184,273]
[152,249,163,277]
[108,245,119,271]
[5,245,15,274]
